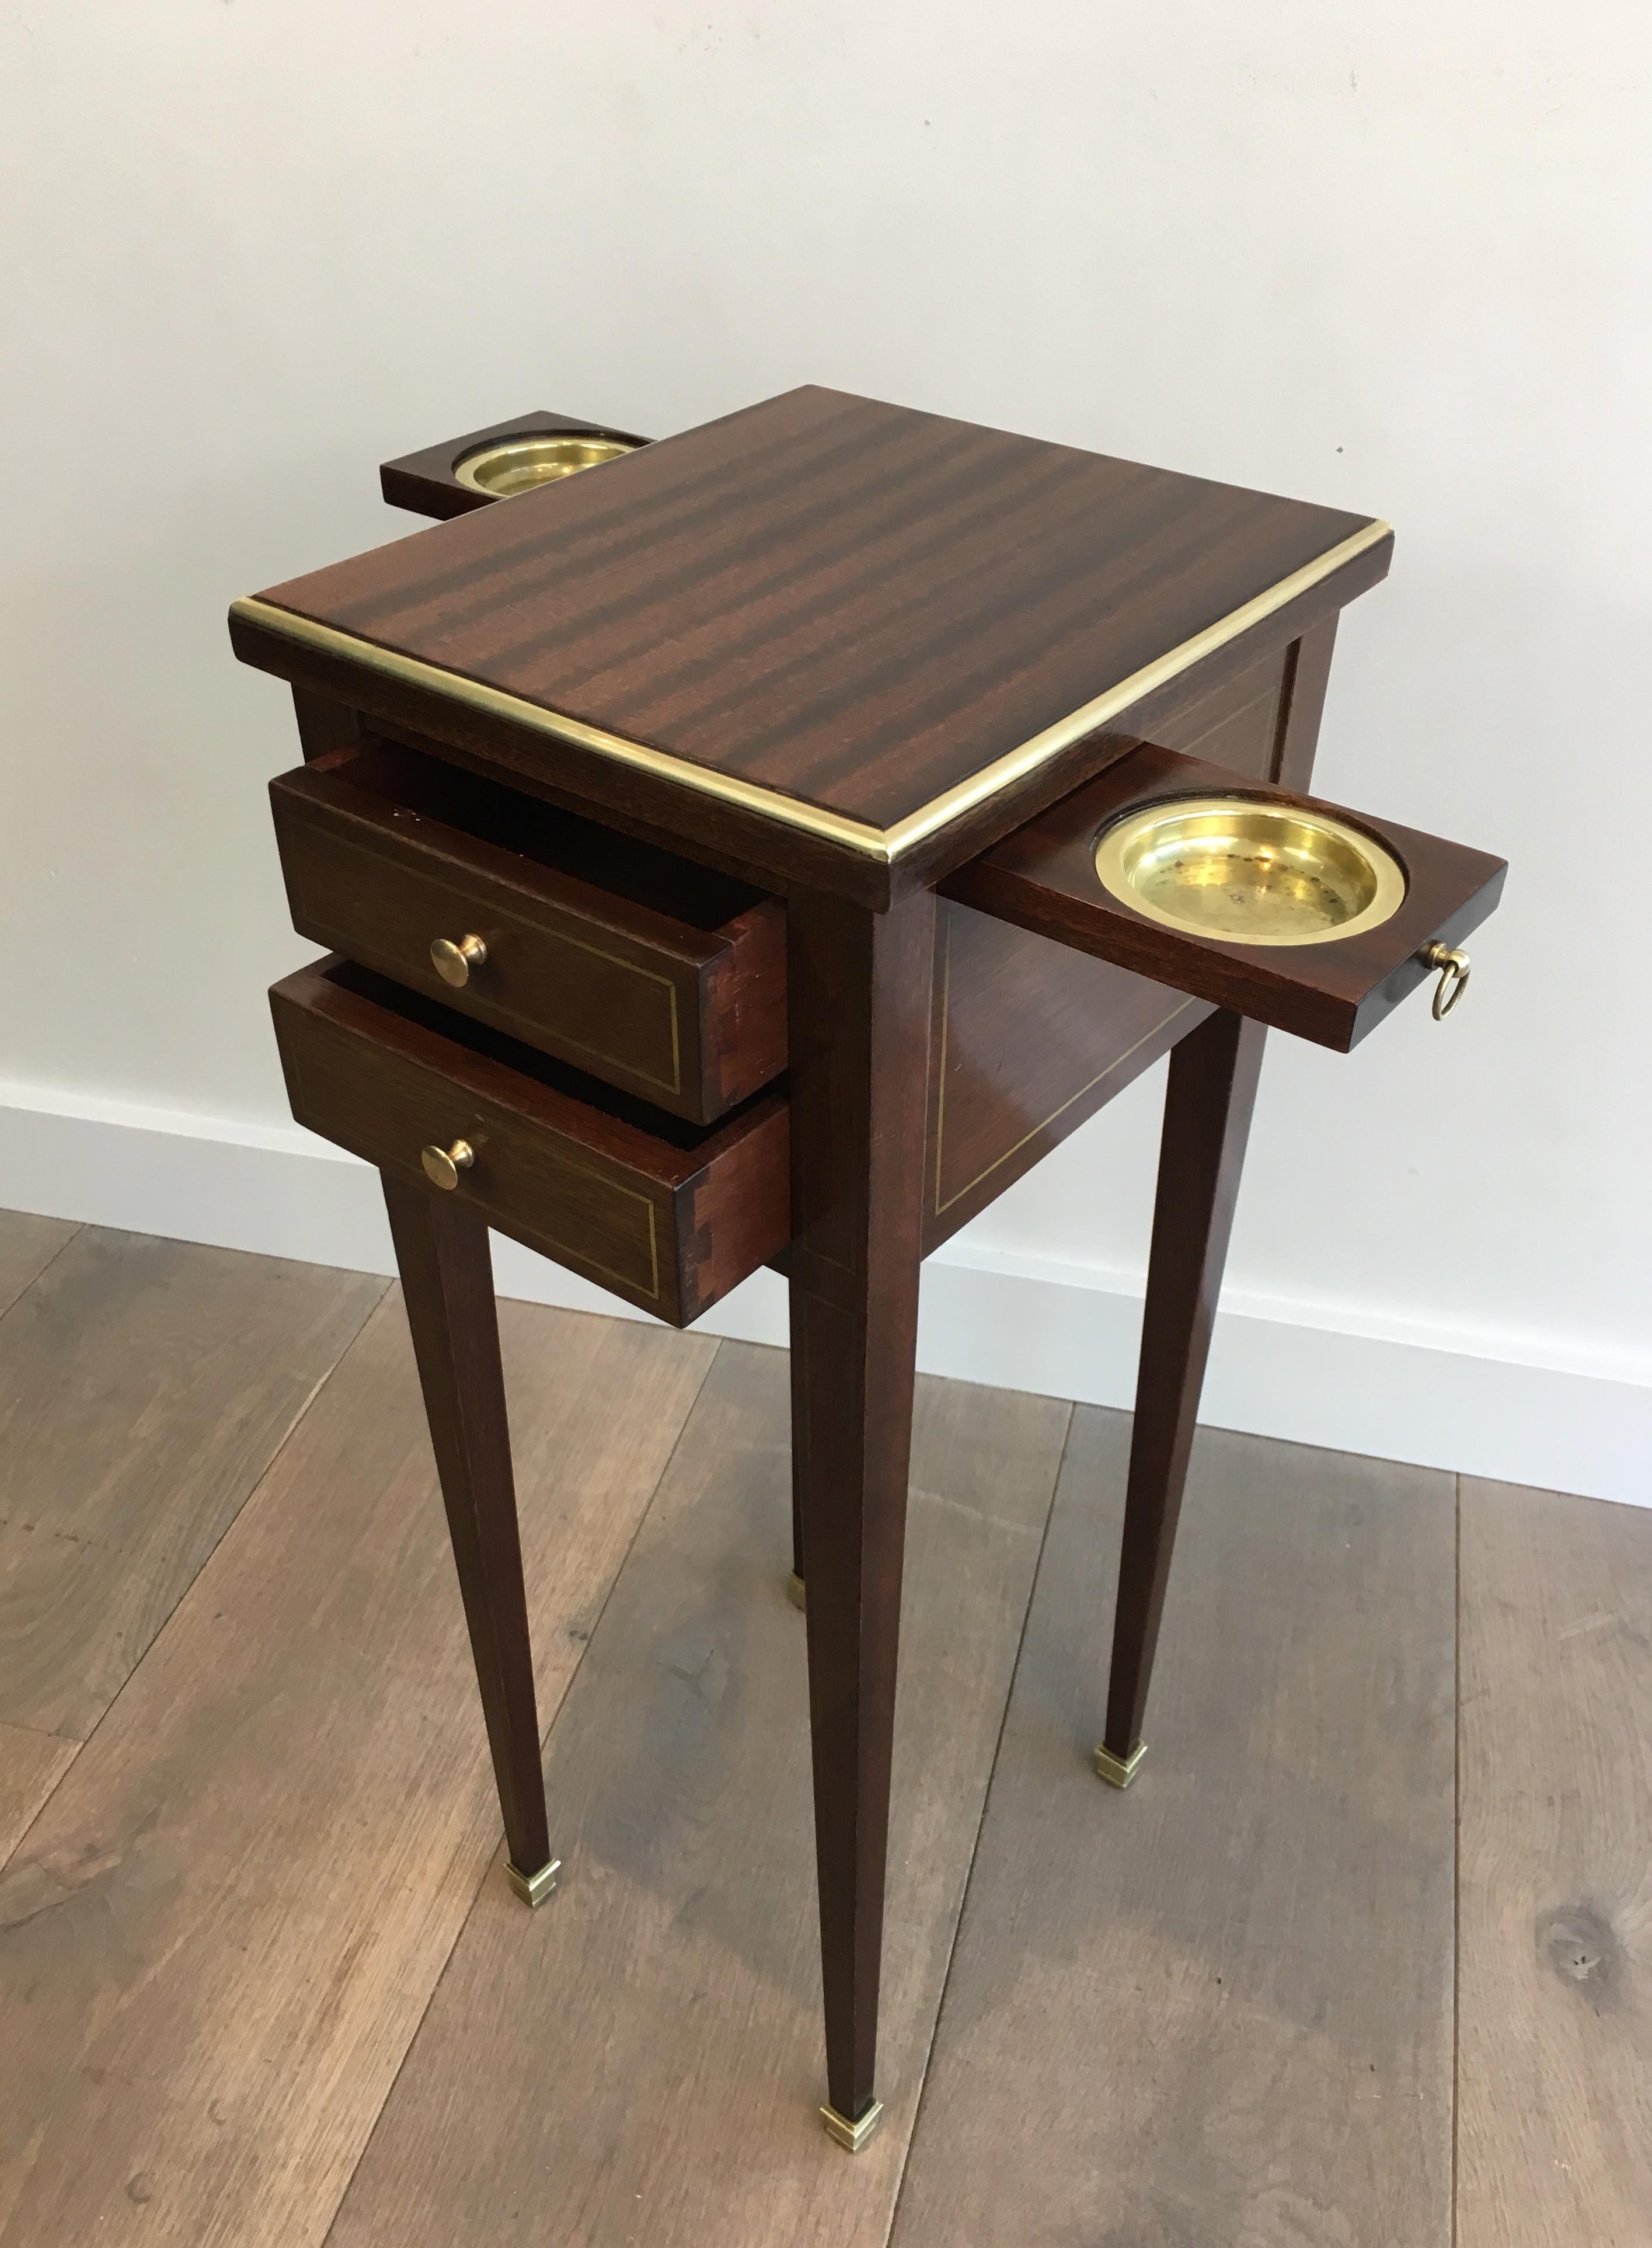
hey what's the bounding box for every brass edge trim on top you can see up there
[231,595,887,857]
[886,520,1391,857]
[229,519,1391,865]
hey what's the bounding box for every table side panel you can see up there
[922,641,1301,1250]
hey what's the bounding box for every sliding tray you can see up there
[943,743,1505,1050]
[379,408,652,521]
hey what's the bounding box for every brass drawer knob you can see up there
[1419,942,1471,1021]
[421,1139,475,1191]
[430,934,488,987]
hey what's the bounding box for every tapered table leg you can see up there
[788,889,934,2149]
[1096,1010,1267,1784]
[382,1174,556,1902]
[788,1429,808,1612]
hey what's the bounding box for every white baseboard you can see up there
[3,1081,1646,1509]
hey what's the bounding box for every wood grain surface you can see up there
[0,1211,76,1317]
[0,1722,76,1864]
[256,387,1374,833]
[0,1294,714,2248]
[321,1341,1071,2248]
[1458,1477,1652,2248]
[0,1229,384,1739]
[893,1406,1457,2248]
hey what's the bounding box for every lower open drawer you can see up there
[270,958,790,1326]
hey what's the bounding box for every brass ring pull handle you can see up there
[430,934,488,987]
[421,1139,475,1191]
[1420,942,1471,1021]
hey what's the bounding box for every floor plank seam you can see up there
[313,1335,727,2248]
[0,1744,82,1878]
[0,1217,84,1323]
[518,1329,723,1767]
[100,1268,394,1673]
[1,1714,82,1748]
[313,1798,543,2248]
[288,1273,395,1415]
[0,1267,391,1880]
[884,1398,1078,2245]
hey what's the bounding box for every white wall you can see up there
[4,4,1649,1499]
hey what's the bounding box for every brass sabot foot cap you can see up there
[506,1856,562,1908]
[821,2099,884,2153]
[1092,1740,1147,1790]
[786,1571,807,1611]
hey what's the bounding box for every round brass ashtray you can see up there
[1094,795,1406,947]
[453,431,640,499]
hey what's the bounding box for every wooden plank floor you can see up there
[1458,1477,1652,2247]
[0,1227,386,1739]
[892,1408,1458,2245]
[0,1207,1646,2245]
[323,1342,1069,2248]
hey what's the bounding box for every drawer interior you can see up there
[323,959,771,1154]
[321,736,767,935]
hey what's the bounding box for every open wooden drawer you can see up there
[270,736,786,1124]
[943,743,1506,1050]
[270,958,789,1327]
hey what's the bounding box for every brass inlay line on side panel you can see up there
[231,518,1390,865]
[932,910,1197,1217]
[1174,684,1280,765]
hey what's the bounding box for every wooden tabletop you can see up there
[235,387,1388,899]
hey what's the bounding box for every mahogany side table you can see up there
[232,387,1504,2151]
